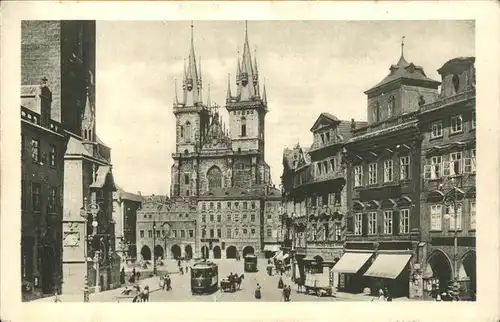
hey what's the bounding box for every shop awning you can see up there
[332,252,373,274]
[264,244,280,252]
[363,254,412,279]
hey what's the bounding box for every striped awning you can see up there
[363,254,412,279]
[332,252,373,274]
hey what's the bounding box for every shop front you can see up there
[333,251,375,293]
[363,252,412,298]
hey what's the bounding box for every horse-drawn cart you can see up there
[219,274,244,292]
[304,273,333,297]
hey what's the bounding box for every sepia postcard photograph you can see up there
[1,1,499,322]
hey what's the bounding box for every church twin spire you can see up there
[174,21,266,109]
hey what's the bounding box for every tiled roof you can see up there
[347,119,417,143]
[365,54,440,94]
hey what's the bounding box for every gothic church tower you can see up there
[171,23,210,198]
[226,22,270,187]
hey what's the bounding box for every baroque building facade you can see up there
[417,57,476,299]
[342,47,440,299]
[280,114,365,288]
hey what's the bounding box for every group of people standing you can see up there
[278,276,292,302]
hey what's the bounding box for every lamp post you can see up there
[79,197,100,302]
[152,202,163,276]
[92,219,100,293]
[440,179,462,284]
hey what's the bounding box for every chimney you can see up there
[350,118,356,131]
[137,191,141,196]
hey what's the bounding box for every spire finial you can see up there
[207,83,211,107]
[174,78,179,105]
[245,20,248,40]
[401,36,406,57]
[190,21,194,47]
[227,73,232,101]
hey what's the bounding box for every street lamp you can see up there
[79,197,99,302]
[440,179,463,291]
[152,202,163,276]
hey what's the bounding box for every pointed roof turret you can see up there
[173,79,179,105]
[364,36,440,95]
[253,48,259,75]
[226,73,232,102]
[207,83,211,107]
[262,81,267,105]
[182,21,203,106]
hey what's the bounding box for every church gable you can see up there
[200,115,231,152]
[310,112,340,133]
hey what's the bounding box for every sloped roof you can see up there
[96,135,109,148]
[310,112,340,132]
[438,56,475,74]
[114,186,144,203]
[365,54,440,94]
[65,135,110,163]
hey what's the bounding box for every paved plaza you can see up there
[33,259,412,302]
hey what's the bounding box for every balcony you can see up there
[311,170,345,184]
[308,205,344,217]
[420,89,475,114]
[310,137,342,152]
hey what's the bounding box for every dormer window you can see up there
[452,74,460,94]
[325,132,330,142]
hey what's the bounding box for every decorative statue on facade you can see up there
[418,95,426,107]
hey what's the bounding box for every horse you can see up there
[295,277,305,293]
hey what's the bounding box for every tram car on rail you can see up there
[244,254,258,272]
[190,260,219,295]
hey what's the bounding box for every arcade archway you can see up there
[226,245,237,259]
[140,245,151,261]
[171,244,181,259]
[242,246,254,257]
[201,245,209,259]
[461,251,476,293]
[427,250,453,292]
[185,245,193,260]
[213,246,221,259]
[154,245,164,259]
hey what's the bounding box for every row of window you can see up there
[430,112,475,139]
[353,155,411,187]
[353,209,411,235]
[233,109,255,116]
[21,135,57,167]
[139,229,194,239]
[424,149,476,179]
[315,157,339,176]
[141,213,190,220]
[308,192,342,208]
[308,223,343,242]
[429,201,476,231]
[21,180,58,213]
[201,201,257,211]
[202,212,257,223]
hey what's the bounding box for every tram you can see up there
[244,254,258,272]
[190,260,219,295]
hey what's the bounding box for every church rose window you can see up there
[207,166,223,189]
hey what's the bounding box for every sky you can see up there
[95,20,475,196]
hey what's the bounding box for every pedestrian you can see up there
[254,283,262,300]
[384,287,392,302]
[178,260,181,267]
[180,266,184,275]
[166,275,172,291]
[278,276,284,289]
[120,267,126,285]
[142,285,150,302]
[53,290,61,303]
[132,267,136,282]
[137,271,141,281]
